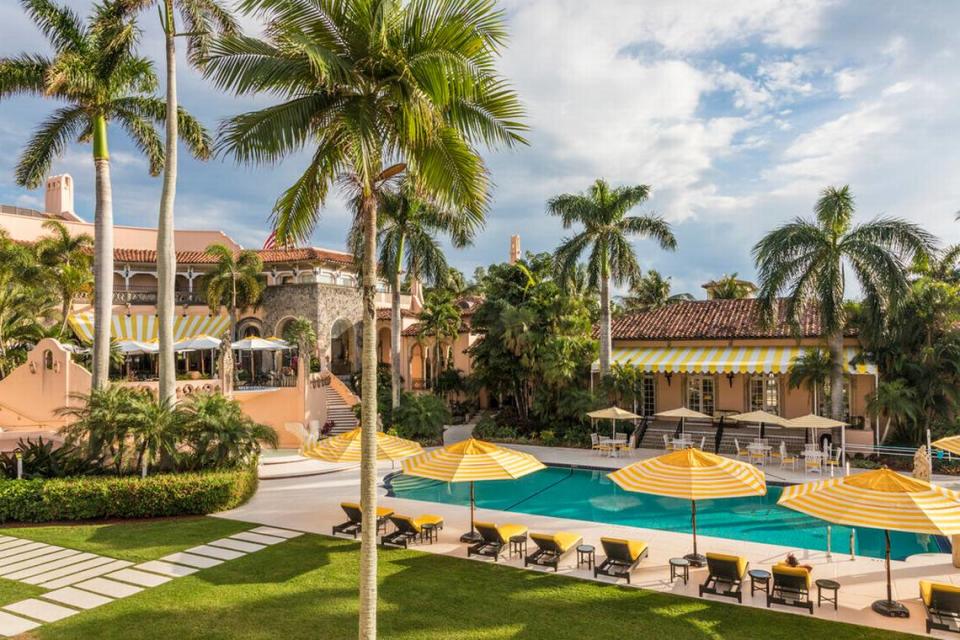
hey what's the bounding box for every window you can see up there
[686,375,714,415]
[818,378,851,419]
[749,374,779,414]
[43,350,54,370]
[641,375,656,416]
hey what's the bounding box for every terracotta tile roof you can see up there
[112,247,354,266]
[610,298,854,341]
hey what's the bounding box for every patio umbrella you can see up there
[587,406,640,440]
[232,337,291,382]
[115,340,158,355]
[784,414,848,466]
[301,427,423,463]
[931,436,960,456]
[402,438,546,543]
[778,467,960,618]
[656,407,712,439]
[728,410,786,440]
[608,448,766,566]
[175,335,223,375]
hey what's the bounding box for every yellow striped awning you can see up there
[778,468,960,536]
[401,438,545,483]
[300,428,423,463]
[595,345,876,375]
[67,312,230,344]
[608,448,766,501]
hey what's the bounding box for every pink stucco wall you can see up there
[0,211,241,251]
[0,339,89,430]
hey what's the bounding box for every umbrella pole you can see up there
[871,529,909,617]
[459,481,482,543]
[684,499,706,567]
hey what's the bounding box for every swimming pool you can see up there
[386,465,948,561]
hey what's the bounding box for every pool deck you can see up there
[221,441,960,638]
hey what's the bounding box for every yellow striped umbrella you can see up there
[932,436,960,456]
[402,438,546,542]
[300,428,423,463]
[778,468,960,617]
[608,448,766,565]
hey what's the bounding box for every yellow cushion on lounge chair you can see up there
[496,523,528,541]
[412,514,444,529]
[920,580,960,607]
[600,537,648,561]
[773,563,812,588]
[531,531,581,552]
[341,502,393,518]
[706,552,748,577]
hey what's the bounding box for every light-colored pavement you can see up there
[219,443,960,638]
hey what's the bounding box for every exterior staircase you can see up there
[323,381,359,435]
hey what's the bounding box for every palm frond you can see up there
[15,105,88,189]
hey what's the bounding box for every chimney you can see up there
[509,234,521,265]
[45,174,75,217]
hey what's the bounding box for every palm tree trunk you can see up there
[391,251,402,409]
[59,295,71,338]
[358,194,379,640]
[599,273,612,376]
[92,114,113,389]
[157,1,178,405]
[828,331,844,420]
[230,273,238,340]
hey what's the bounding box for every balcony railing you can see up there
[78,287,206,306]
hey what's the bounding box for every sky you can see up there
[1,0,959,296]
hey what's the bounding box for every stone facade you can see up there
[262,283,363,372]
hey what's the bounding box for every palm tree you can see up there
[754,186,934,419]
[619,269,693,313]
[130,394,181,475]
[35,220,93,336]
[178,391,277,469]
[707,272,753,299]
[787,348,832,415]
[349,180,480,409]
[867,379,920,444]
[0,233,53,376]
[205,1,525,635]
[200,244,264,340]
[417,290,462,389]
[550,180,677,376]
[131,0,236,407]
[0,0,210,388]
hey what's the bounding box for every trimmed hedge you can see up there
[0,467,258,523]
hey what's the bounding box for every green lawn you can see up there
[7,518,911,640]
[9,517,251,563]
[0,577,44,608]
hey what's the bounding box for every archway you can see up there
[330,318,355,375]
[377,327,391,364]
[409,343,424,390]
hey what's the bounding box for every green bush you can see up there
[393,393,450,445]
[0,467,257,524]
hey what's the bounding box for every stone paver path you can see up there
[0,525,304,637]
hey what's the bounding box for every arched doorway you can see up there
[377,327,391,364]
[330,318,355,375]
[409,343,424,390]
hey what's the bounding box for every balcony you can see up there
[78,286,206,306]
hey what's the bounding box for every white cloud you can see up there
[835,68,867,96]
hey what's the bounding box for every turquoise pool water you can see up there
[386,466,948,561]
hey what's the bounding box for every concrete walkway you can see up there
[0,527,304,637]
[219,444,960,638]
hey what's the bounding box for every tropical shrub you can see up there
[393,393,449,445]
[52,386,276,477]
[0,467,257,523]
[0,438,101,480]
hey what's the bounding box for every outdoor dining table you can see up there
[673,437,693,449]
[600,435,627,457]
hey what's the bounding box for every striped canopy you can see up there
[68,312,229,344]
[608,448,766,501]
[401,438,545,483]
[778,468,960,536]
[932,436,960,456]
[301,428,423,463]
[594,345,876,375]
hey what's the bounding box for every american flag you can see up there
[263,230,278,250]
